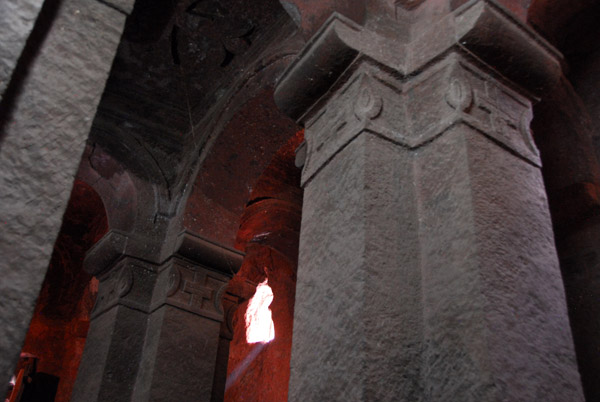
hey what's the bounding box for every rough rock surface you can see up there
[0,0,126,384]
[290,134,422,401]
[0,0,44,99]
[417,125,582,401]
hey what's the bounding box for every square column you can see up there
[71,231,243,402]
[275,4,583,401]
[134,257,230,401]
[71,256,154,402]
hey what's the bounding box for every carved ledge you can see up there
[220,294,239,340]
[274,14,362,121]
[85,229,244,279]
[83,229,166,275]
[450,0,562,93]
[275,0,555,185]
[396,0,427,10]
[85,232,244,321]
[295,141,307,168]
[174,231,245,277]
[90,258,230,321]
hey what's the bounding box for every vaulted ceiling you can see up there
[88,0,298,193]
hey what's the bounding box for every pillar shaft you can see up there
[71,258,153,401]
[296,132,421,400]
[275,3,583,400]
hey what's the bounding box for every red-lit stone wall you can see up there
[225,131,303,401]
[183,88,301,248]
[19,180,108,402]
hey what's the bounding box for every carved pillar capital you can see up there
[275,0,563,119]
[83,230,129,276]
[276,1,562,185]
[84,230,244,318]
[88,257,156,319]
[83,229,168,276]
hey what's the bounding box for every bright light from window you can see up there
[245,278,275,344]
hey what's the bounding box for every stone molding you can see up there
[219,293,239,340]
[86,230,245,321]
[84,229,244,276]
[152,257,231,321]
[89,255,235,321]
[94,0,135,15]
[275,0,563,122]
[174,231,245,277]
[83,229,169,275]
[299,54,539,184]
[90,257,157,319]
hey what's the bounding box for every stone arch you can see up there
[76,144,138,234]
[176,24,304,248]
[75,137,177,270]
[64,3,307,400]
[165,25,306,399]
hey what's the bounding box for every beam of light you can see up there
[245,278,275,344]
[225,342,266,392]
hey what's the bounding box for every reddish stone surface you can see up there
[19,180,108,402]
[451,0,529,21]
[532,76,600,233]
[532,75,600,402]
[281,0,366,39]
[528,0,596,44]
[492,0,530,21]
[225,131,303,402]
[183,88,299,248]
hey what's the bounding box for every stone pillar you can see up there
[274,2,584,401]
[0,0,132,384]
[71,231,243,402]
